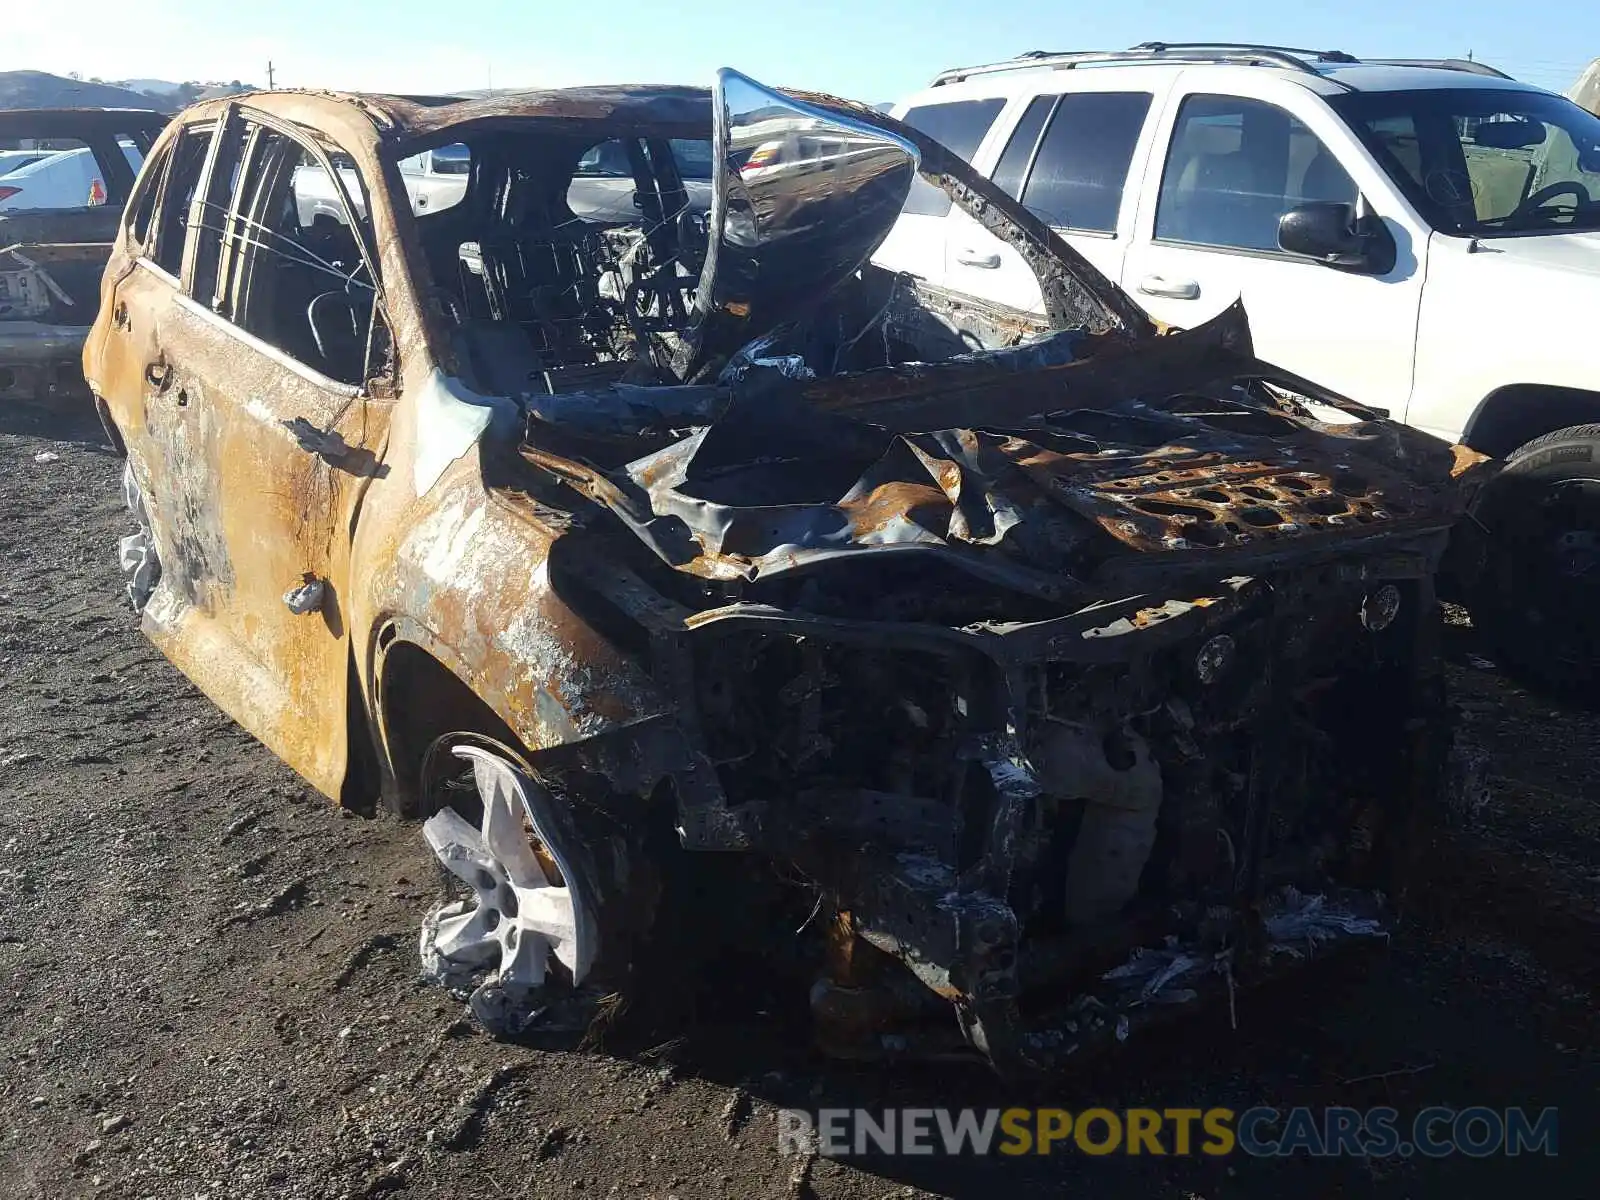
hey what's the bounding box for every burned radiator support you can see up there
[1032,723,1163,925]
[638,557,1449,1076]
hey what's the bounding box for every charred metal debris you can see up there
[486,295,1485,1072]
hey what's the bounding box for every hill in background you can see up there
[0,71,256,112]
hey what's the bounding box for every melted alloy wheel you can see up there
[419,742,599,1034]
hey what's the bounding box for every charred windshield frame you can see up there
[1330,87,1600,236]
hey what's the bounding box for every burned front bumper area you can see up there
[509,315,1480,1074]
[565,538,1449,1075]
[703,562,1438,1072]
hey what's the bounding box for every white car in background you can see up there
[293,143,471,225]
[875,42,1600,693]
[398,142,470,213]
[0,149,56,176]
[292,159,370,227]
[0,141,143,211]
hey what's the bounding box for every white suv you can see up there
[875,43,1600,691]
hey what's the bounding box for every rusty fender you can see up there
[358,455,676,797]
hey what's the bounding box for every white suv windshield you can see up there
[1332,87,1600,235]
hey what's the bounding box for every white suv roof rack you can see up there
[930,42,1512,87]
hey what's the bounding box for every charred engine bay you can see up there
[490,295,1482,1075]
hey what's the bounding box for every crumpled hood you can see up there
[522,313,1485,602]
[615,392,1472,597]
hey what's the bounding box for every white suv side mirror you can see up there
[1278,202,1393,273]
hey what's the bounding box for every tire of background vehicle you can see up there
[1469,423,1600,700]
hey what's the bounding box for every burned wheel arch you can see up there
[359,472,678,818]
[371,630,519,811]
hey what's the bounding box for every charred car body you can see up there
[1,108,166,407]
[85,70,1486,1075]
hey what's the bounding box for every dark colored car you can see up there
[1,107,166,407]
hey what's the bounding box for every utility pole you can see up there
[267,60,276,89]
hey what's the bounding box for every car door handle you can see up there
[1136,274,1200,300]
[955,248,1001,269]
[143,358,173,393]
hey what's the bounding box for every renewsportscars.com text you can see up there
[777,1106,1558,1159]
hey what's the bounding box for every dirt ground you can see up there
[1,404,1596,1200]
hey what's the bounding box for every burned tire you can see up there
[119,462,161,614]
[416,733,663,1040]
[1470,423,1600,700]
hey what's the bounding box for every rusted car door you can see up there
[94,116,230,589]
[121,108,394,798]
[85,115,206,424]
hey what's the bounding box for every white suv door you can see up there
[942,81,1167,311]
[1118,81,1427,413]
[873,93,1009,286]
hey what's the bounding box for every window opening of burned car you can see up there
[128,139,172,247]
[198,120,392,389]
[152,125,214,277]
[401,110,1091,403]
[415,129,715,395]
[188,112,248,309]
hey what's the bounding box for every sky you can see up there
[6,0,1595,101]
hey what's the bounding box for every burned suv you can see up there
[85,69,1484,1075]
